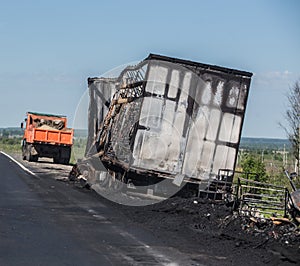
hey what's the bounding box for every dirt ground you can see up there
[13,154,300,265]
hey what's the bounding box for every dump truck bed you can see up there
[24,112,73,146]
[27,127,73,145]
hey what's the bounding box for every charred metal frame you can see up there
[83,54,253,193]
[235,177,289,218]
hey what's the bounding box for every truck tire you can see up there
[53,156,60,164]
[31,155,38,162]
[26,144,31,161]
[27,148,32,161]
[62,157,70,165]
[26,144,38,162]
[22,141,27,160]
[53,156,69,164]
[60,147,71,165]
[53,147,70,165]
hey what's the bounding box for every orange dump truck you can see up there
[21,112,73,164]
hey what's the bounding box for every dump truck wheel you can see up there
[25,144,38,162]
[27,152,33,161]
[22,141,27,160]
[32,155,38,162]
[29,154,38,162]
[55,157,70,165]
[61,156,70,165]
[26,145,32,161]
[27,150,35,162]
[54,147,71,165]
[53,156,60,164]
[63,147,71,165]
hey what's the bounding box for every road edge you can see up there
[0,151,38,178]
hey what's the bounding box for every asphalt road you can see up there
[0,152,198,266]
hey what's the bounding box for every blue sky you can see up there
[0,0,299,138]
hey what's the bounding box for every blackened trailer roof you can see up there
[145,54,253,78]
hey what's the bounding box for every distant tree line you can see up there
[0,128,23,137]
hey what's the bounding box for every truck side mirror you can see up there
[21,122,24,129]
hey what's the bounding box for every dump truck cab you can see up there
[21,112,73,164]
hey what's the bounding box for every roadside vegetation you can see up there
[1,128,299,189]
[236,144,300,190]
[0,136,22,153]
[70,137,87,164]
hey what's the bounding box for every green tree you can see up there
[240,154,268,182]
[2,130,9,138]
[280,80,300,176]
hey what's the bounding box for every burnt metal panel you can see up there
[87,54,252,184]
[86,77,117,156]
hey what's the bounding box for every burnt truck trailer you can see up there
[72,54,252,197]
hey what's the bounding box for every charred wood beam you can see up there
[120,81,144,90]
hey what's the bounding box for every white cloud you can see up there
[252,70,300,89]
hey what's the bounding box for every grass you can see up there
[70,140,86,165]
[0,137,22,154]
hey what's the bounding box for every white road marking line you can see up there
[0,151,38,178]
[86,208,111,223]
[118,230,177,265]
